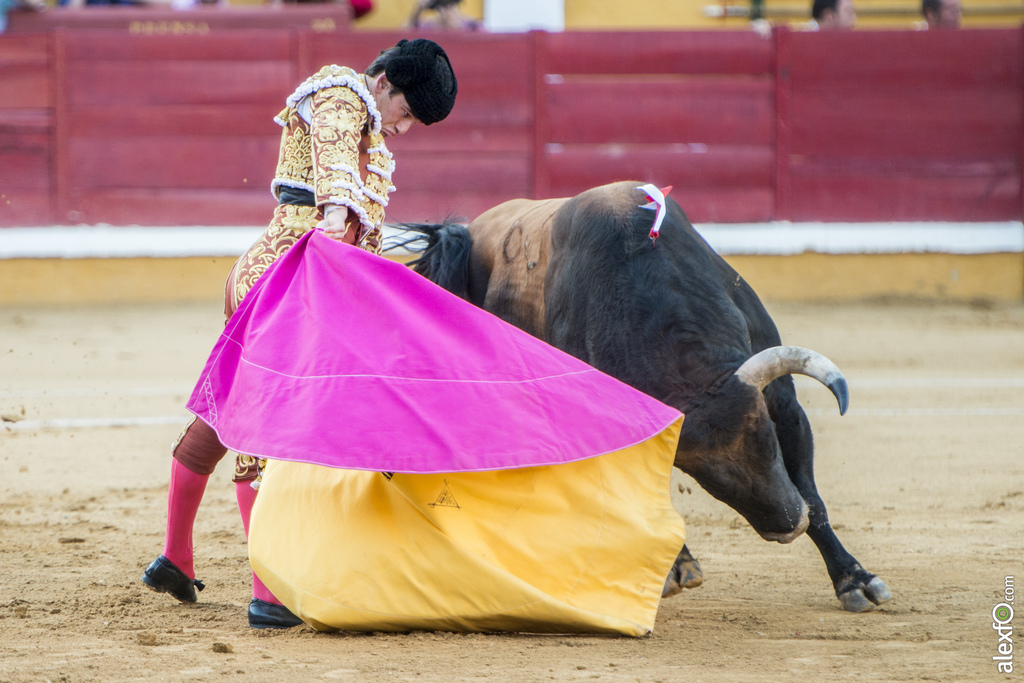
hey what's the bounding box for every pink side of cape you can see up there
[186,230,681,473]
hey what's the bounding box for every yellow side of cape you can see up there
[248,416,685,636]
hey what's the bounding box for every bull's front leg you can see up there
[770,386,891,612]
[802,500,891,612]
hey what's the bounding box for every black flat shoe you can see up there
[248,598,303,629]
[141,555,205,603]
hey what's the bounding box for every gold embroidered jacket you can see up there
[271,65,396,245]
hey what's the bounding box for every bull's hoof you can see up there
[838,576,891,613]
[662,546,704,598]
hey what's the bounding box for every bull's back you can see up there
[467,197,568,338]
[571,181,781,353]
[543,181,775,374]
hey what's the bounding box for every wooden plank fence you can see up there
[0,25,1020,227]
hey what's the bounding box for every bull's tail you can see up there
[401,222,474,299]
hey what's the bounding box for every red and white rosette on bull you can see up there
[638,184,673,245]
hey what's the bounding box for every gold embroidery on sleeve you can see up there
[268,65,395,253]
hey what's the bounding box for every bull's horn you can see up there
[735,346,849,415]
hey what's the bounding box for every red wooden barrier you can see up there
[537,31,778,222]
[781,28,1022,222]
[0,36,52,226]
[55,30,292,225]
[0,25,1020,228]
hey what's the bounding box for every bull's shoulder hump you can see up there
[569,181,650,218]
[469,197,568,243]
[471,197,566,224]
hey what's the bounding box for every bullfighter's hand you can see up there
[317,208,359,245]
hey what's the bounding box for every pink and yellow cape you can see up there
[187,230,686,635]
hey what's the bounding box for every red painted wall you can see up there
[0,35,52,226]
[780,29,1022,222]
[0,24,1019,228]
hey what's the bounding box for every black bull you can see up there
[404,180,891,613]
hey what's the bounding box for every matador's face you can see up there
[372,76,423,138]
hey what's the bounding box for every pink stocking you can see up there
[161,458,209,579]
[235,481,281,605]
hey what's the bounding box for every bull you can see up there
[403,180,891,613]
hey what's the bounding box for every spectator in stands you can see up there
[140,38,457,631]
[922,0,961,27]
[408,0,481,30]
[0,0,45,33]
[810,0,857,29]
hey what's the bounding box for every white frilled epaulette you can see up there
[274,65,382,135]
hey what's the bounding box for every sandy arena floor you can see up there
[1,299,1022,682]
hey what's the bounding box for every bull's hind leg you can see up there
[768,385,891,612]
[662,544,704,597]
